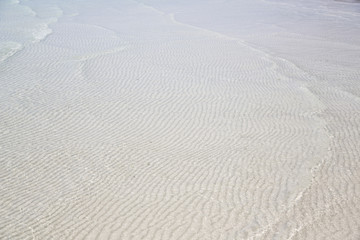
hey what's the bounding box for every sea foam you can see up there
[0,42,23,62]
[0,0,63,60]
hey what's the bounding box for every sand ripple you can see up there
[1,0,360,239]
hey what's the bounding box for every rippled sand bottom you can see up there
[1,0,360,239]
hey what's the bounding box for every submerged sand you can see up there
[1,0,360,239]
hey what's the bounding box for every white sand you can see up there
[1,0,360,239]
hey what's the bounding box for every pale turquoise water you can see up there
[1,0,360,239]
[0,0,62,62]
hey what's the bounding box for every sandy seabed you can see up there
[1,0,360,239]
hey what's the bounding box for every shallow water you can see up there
[1,0,360,239]
[0,0,62,62]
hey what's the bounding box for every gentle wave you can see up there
[31,21,54,43]
[0,42,23,62]
[0,0,63,60]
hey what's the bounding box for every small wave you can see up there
[0,0,63,47]
[0,42,23,62]
[20,1,63,43]
[31,22,54,43]
[9,0,20,4]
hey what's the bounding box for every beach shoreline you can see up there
[1,0,360,239]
